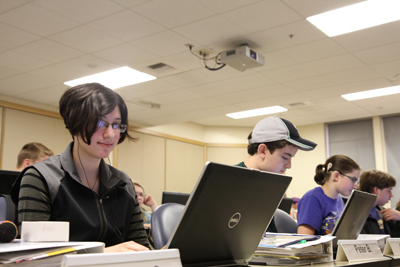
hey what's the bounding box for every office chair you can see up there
[0,195,16,223]
[151,203,185,249]
[273,208,298,233]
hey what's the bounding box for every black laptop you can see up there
[162,191,190,205]
[331,190,377,254]
[165,162,292,267]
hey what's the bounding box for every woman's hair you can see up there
[133,182,149,223]
[314,154,360,185]
[59,83,135,145]
[359,170,396,194]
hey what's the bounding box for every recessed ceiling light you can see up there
[341,85,400,101]
[307,0,400,37]
[226,106,287,119]
[64,66,156,89]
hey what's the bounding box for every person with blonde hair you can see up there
[133,182,158,229]
[297,154,360,235]
[15,142,54,171]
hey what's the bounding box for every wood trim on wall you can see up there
[0,100,61,119]
[0,108,6,170]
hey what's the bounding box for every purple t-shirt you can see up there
[297,187,345,235]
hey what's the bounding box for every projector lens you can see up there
[250,49,257,60]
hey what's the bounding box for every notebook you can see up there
[165,161,292,267]
[161,191,190,205]
[331,190,377,253]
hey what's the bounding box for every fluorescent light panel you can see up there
[307,0,400,37]
[342,85,400,101]
[227,106,287,119]
[64,66,156,89]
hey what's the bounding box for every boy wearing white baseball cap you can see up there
[236,116,317,232]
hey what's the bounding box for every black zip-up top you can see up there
[11,142,149,248]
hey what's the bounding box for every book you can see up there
[249,233,335,266]
[0,240,104,266]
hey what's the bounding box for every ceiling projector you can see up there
[219,45,264,72]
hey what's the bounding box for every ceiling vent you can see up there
[137,100,161,109]
[148,62,169,69]
[287,101,315,109]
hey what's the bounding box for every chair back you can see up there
[274,208,298,233]
[0,195,16,223]
[151,203,185,249]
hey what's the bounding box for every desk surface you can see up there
[249,256,400,267]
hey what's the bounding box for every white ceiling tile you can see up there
[282,0,365,17]
[0,50,51,72]
[56,55,120,76]
[131,30,196,56]
[332,24,400,52]
[132,0,215,28]
[245,20,327,53]
[0,3,78,36]
[173,16,247,45]
[354,42,400,65]
[28,65,84,83]
[162,70,218,88]
[0,23,40,49]
[224,72,276,90]
[49,26,123,53]
[0,73,58,96]
[1,0,400,128]
[111,0,149,8]
[88,10,165,42]
[263,64,318,82]
[323,66,381,85]
[222,0,302,33]
[93,43,159,66]
[122,79,182,96]
[198,0,261,13]
[0,66,19,80]
[16,84,66,104]
[0,0,28,13]
[281,39,347,63]
[305,54,365,74]
[116,87,152,102]
[256,51,299,71]
[283,75,338,91]
[15,39,84,63]
[371,59,400,82]
[33,0,124,23]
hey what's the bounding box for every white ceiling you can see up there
[1,0,400,128]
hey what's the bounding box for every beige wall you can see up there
[286,123,326,198]
[3,103,379,207]
[1,108,71,170]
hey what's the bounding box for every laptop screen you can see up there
[161,191,190,205]
[166,162,292,267]
[331,190,377,252]
[0,170,20,195]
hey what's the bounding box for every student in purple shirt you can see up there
[297,154,360,235]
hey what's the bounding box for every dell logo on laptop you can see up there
[228,212,241,228]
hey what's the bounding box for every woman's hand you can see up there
[104,241,150,253]
[144,195,158,212]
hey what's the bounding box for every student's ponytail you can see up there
[314,155,360,185]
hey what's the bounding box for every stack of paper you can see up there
[250,233,335,266]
